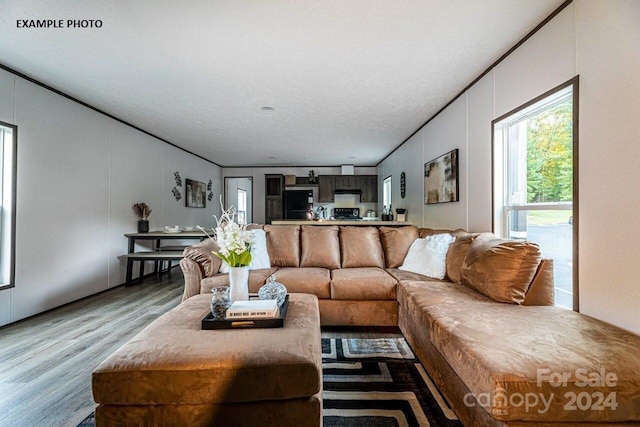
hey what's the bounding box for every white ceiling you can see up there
[0,0,563,167]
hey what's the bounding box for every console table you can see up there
[124,230,208,285]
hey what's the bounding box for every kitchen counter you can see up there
[271,220,411,226]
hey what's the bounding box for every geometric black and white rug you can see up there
[322,338,462,427]
[79,337,461,427]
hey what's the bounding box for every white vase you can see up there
[228,266,249,303]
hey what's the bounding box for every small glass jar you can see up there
[210,286,231,320]
[258,275,288,307]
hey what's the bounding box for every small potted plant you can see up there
[132,202,152,233]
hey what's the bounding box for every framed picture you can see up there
[185,179,207,208]
[424,149,459,204]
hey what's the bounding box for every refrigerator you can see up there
[283,190,313,220]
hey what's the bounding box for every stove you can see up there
[334,208,361,220]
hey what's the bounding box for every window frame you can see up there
[491,77,579,311]
[0,120,17,291]
[237,188,247,225]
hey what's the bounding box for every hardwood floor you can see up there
[0,270,185,427]
[0,269,403,427]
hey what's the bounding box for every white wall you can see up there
[224,166,378,223]
[0,70,222,327]
[575,0,640,335]
[377,0,640,334]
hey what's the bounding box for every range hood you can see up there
[334,188,362,195]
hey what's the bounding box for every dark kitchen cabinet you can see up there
[317,175,335,203]
[335,176,361,190]
[265,174,283,223]
[360,175,378,203]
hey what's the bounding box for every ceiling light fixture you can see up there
[261,106,275,112]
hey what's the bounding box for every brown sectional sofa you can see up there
[180,225,553,326]
[180,224,640,426]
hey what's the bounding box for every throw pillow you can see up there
[248,229,271,269]
[219,229,271,273]
[398,233,455,279]
[461,233,542,304]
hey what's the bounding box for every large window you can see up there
[493,79,577,310]
[0,121,17,290]
[383,176,392,212]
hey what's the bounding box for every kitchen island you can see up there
[271,220,410,226]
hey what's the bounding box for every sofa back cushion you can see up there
[461,233,542,304]
[264,225,300,267]
[419,227,468,238]
[379,225,419,268]
[522,259,555,306]
[339,226,384,268]
[182,238,221,277]
[445,233,476,284]
[300,225,341,269]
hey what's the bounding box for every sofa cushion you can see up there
[379,226,419,268]
[300,225,340,269]
[264,225,300,267]
[183,239,221,277]
[417,227,467,238]
[399,233,455,279]
[522,259,555,306]
[201,268,277,294]
[445,234,476,284]
[461,233,541,304]
[331,268,397,300]
[339,226,384,268]
[386,268,446,283]
[398,281,640,423]
[270,267,331,299]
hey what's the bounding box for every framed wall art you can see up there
[424,149,459,204]
[185,179,207,208]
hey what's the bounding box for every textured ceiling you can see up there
[0,0,564,167]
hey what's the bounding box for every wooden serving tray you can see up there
[201,295,289,330]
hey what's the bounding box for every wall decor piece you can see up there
[172,187,182,201]
[424,149,459,204]
[207,179,214,201]
[186,179,207,208]
[400,172,406,199]
[174,171,182,187]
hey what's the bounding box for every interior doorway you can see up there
[224,177,253,224]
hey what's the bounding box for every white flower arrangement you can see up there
[198,198,252,267]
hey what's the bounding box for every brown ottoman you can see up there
[92,293,322,427]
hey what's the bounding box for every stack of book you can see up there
[225,299,279,320]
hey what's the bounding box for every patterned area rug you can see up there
[323,337,461,427]
[80,337,461,427]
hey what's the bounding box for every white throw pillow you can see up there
[248,229,271,270]
[219,229,270,273]
[398,233,455,279]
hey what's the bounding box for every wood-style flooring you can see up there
[0,269,403,427]
[0,270,185,427]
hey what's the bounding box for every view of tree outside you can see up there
[526,99,573,204]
